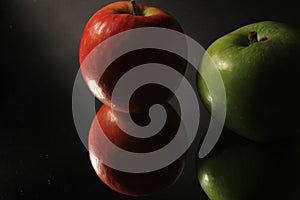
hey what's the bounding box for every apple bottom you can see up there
[88,104,186,196]
[197,129,300,200]
[90,157,185,196]
[82,48,187,114]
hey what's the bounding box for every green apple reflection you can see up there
[197,129,300,200]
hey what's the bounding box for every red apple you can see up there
[88,104,186,196]
[79,1,187,113]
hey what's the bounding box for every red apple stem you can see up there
[131,0,137,16]
[248,31,258,44]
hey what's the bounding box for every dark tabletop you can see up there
[1,0,299,199]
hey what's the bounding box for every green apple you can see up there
[198,21,300,142]
[197,129,300,200]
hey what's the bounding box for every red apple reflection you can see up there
[88,104,186,196]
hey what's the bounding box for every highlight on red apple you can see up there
[79,0,187,114]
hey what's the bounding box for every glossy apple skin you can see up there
[88,104,186,196]
[79,2,186,113]
[197,129,300,200]
[198,21,300,142]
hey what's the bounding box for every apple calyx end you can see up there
[248,31,258,44]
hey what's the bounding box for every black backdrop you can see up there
[1,0,299,199]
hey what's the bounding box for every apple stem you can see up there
[248,31,258,44]
[131,0,137,16]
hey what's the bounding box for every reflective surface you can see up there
[1,0,299,199]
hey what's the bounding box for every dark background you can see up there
[1,0,299,199]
